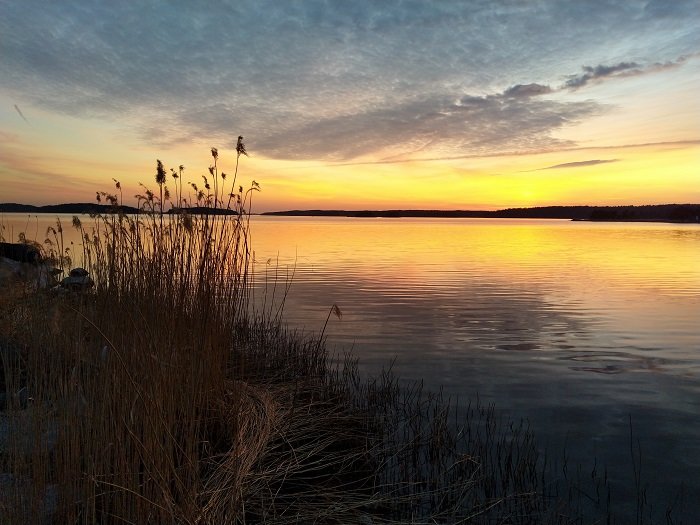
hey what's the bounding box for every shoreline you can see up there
[263,203,700,222]
[4,203,699,223]
[262,210,700,223]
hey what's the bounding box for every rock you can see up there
[60,267,94,292]
[69,267,88,278]
[0,242,41,264]
[0,256,61,290]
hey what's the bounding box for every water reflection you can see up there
[247,216,700,519]
[248,217,699,367]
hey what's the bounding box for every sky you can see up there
[0,0,698,211]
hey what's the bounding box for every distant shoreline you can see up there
[1,203,699,223]
[262,204,700,223]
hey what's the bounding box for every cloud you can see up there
[564,62,641,89]
[538,159,618,170]
[563,55,695,90]
[254,89,599,161]
[312,140,699,168]
[0,1,698,161]
[503,84,553,98]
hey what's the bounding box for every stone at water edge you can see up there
[60,267,94,291]
[0,257,61,289]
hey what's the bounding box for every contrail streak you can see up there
[14,104,29,124]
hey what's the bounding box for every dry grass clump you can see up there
[1,144,618,524]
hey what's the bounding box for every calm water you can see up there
[249,216,700,519]
[3,213,700,518]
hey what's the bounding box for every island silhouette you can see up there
[1,202,699,222]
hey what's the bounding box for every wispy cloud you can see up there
[318,141,699,168]
[0,1,698,162]
[564,62,640,89]
[255,88,598,161]
[538,159,618,170]
[563,55,695,90]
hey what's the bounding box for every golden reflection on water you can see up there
[3,214,699,298]
[249,217,700,297]
[3,214,699,301]
[247,218,700,360]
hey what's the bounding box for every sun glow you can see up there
[247,141,700,212]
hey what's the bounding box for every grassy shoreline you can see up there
[0,151,673,523]
[0,288,607,524]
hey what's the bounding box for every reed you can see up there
[0,145,657,524]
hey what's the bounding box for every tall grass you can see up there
[0,146,651,524]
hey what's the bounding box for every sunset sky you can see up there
[1,1,698,211]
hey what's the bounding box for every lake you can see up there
[249,216,700,520]
[3,213,699,519]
